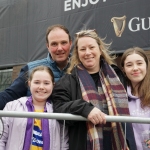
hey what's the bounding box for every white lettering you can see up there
[128,17,150,32]
[32,137,43,144]
[141,18,150,30]
[73,0,81,9]
[82,0,88,7]
[64,0,106,11]
[64,0,71,11]
[33,130,42,136]
[128,17,140,32]
[89,0,99,5]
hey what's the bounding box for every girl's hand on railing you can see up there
[145,139,150,148]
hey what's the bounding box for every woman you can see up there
[121,47,150,150]
[0,66,68,150]
[52,30,136,150]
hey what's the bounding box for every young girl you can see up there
[121,47,150,150]
[0,65,68,150]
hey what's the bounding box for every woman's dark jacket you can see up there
[52,65,137,150]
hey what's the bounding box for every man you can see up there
[0,24,72,110]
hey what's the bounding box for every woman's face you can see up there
[77,37,101,73]
[123,53,147,87]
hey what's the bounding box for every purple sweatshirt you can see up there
[0,97,69,150]
[127,86,150,150]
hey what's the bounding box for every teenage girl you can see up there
[121,47,150,150]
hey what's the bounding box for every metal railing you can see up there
[0,110,150,123]
[1,110,150,150]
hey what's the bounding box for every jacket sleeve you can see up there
[0,65,28,110]
[0,102,13,149]
[52,75,94,125]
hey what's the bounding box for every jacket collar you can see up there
[47,53,71,71]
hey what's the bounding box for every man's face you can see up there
[47,28,72,66]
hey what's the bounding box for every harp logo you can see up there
[111,16,126,37]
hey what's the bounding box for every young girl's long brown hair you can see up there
[121,47,150,107]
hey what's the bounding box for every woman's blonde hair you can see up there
[67,29,115,73]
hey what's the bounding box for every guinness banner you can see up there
[0,0,150,67]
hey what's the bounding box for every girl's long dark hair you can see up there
[121,47,150,107]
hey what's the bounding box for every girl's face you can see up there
[29,70,53,106]
[123,53,147,87]
[77,37,101,73]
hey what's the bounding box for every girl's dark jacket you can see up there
[52,65,137,150]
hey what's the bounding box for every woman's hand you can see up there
[87,107,106,125]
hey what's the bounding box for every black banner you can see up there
[0,0,150,67]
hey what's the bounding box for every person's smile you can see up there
[85,57,94,61]
[132,72,140,76]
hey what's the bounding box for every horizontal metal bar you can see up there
[0,63,26,69]
[0,110,149,124]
